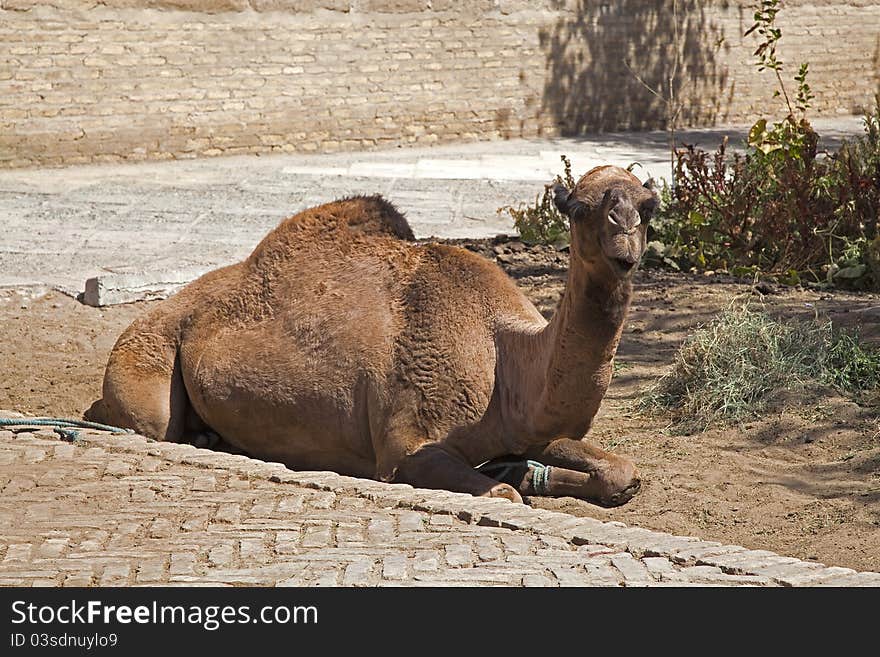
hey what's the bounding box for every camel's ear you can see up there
[643,178,656,192]
[552,183,587,220]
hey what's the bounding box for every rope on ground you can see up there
[0,417,134,442]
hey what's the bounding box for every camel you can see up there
[86,165,657,506]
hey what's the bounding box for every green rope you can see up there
[527,459,552,496]
[0,417,133,442]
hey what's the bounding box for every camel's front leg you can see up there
[392,443,523,503]
[481,439,641,507]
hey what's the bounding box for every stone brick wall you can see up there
[2,1,879,167]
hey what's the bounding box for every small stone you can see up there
[397,511,425,533]
[610,553,653,585]
[642,557,677,576]
[522,573,556,587]
[412,553,440,572]
[104,459,132,475]
[149,518,174,539]
[367,518,394,542]
[382,555,408,580]
[208,543,235,568]
[552,567,592,587]
[4,544,32,562]
[275,530,300,555]
[136,560,166,583]
[278,496,304,513]
[301,524,331,548]
[131,488,156,503]
[170,553,198,576]
[445,543,474,568]
[37,538,68,559]
[342,559,374,586]
[191,475,216,492]
[63,571,94,587]
[215,503,241,524]
[99,564,131,586]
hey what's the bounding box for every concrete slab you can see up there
[82,267,211,307]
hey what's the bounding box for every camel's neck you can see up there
[500,254,631,446]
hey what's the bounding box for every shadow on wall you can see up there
[540,0,732,134]
[872,35,880,113]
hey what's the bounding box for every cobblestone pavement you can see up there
[0,118,862,294]
[2,419,878,587]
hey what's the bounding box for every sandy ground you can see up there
[2,240,879,572]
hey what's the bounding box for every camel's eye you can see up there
[640,199,658,220]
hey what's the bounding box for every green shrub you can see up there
[640,303,880,432]
[500,155,575,246]
[655,102,880,288]
[652,1,880,290]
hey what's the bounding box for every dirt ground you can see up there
[2,238,879,572]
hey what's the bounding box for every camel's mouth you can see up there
[610,257,637,275]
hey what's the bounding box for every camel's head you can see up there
[552,165,658,279]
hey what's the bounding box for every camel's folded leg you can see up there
[484,439,641,507]
[86,343,188,443]
[392,443,523,503]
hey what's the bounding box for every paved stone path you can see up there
[0,118,863,295]
[2,417,878,587]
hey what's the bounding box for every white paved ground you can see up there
[2,418,878,587]
[0,118,863,295]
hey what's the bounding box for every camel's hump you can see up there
[269,194,415,242]
[326,194,416,241]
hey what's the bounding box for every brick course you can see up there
[2,1,878,167]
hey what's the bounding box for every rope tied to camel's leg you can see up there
[527,459,553,496]
[0,417,134,442]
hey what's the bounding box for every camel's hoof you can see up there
[191,431,222,450]
[599,475,642,508]
[487,482,523,504]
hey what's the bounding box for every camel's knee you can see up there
[99,385,170,440]
[94,361,186,442]
[83,391,135,433]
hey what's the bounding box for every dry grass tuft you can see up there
[640,302,880,432]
